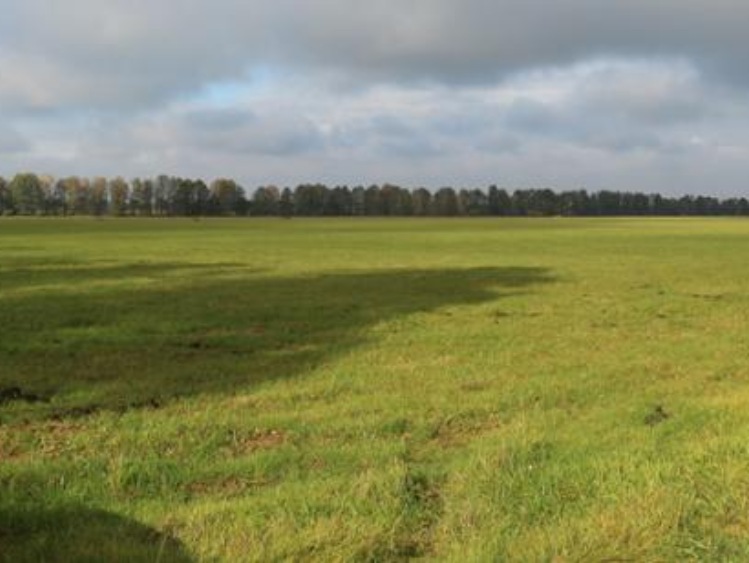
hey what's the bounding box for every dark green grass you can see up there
[2,217,749,561]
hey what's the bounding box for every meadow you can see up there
[2,216,749,561]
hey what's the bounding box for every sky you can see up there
[2,0,749,195]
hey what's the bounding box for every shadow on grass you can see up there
[0,264,554,420]
[0,506,192,562]
[0,261,258,292]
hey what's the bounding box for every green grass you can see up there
[2,217,749,561]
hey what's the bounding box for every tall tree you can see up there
[63,176,91,215]
[47,178,67,215]
[279,187,294,218]
[461,188,489,216]
[210,178,244,216]
[170,178,192,216]
[190,179,211,216]
[253,185,281,216]
[432,187,459,216]
[108,177,130,216]
[130,178,154,216]
[363,185,382,215]
[0,177,12,215]
[350,186,366,216]
[379,184,413,216]
[325,186,353,215]
[294,184,328,216]
[153,175,174,216]
[595,191,622,216]
[9,173,44,215]
[379,184,399,215]
[38,175,56,215]
[90,177,108,216]
[559,190,591,216]
[411,188,432,216]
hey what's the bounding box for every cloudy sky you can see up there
[2,0,749,194]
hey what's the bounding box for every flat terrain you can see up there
[2,217,749,561]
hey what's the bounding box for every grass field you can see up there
[2,217,749,561]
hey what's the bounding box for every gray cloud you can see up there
[3,1,749,194]
[498,59,712,153]
[177,109,324,156]
[111,106,324,159]
[3,1,749,112]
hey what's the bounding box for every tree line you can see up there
[1,172,748,217]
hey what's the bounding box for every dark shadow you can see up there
[0,261,256,292]
[0,265,554,421]
[0,505,192,562]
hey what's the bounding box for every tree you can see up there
[396,187,414,216]
[167,178,210,216]
[61,176,91,215]
[379,184,400,215]
[294,184,328,216]
[0,177,13,215]
[90,177,108,216]
[350,186,366,216]
[253,185,280,216]
[9,173,44,215]
[411,188,432,216]
[130,178,154,216]
[488,186,512,216]
[279,188,294,218]
[432,187,459,216]
[170,178,193,216]
[363,185,382,215]
[153,175,175,216]
[379,184,413,216]
[325,186,353,215]
[190,179,211,216]
[461,188,489,216]
[210,178,244,216]
[108,177,130,216]
[529,189,559,216]
[559,190,591,216]
[47,179,67,216]
[38,175,56,215]
[595,191,622,216]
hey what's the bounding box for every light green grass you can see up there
[2,217,749,561]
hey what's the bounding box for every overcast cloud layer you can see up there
[2,1,749,194]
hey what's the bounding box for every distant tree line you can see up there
[2,172,749,217]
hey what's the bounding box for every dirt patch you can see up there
[0,428,26,461]
[35,420,86,457]
[644,405,670,427]
[0,419,85,461]
[430,414,502,448]
[224,428,286,456]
